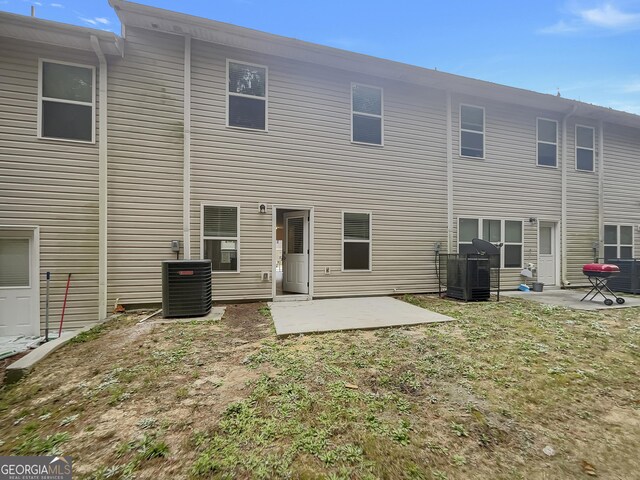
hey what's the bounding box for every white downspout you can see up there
[598,119,604,260]
[446,91,453,253]
[183,35,192,259]
[91,35,108,319]
[561,105,578,287]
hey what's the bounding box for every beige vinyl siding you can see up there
[603,123,640,255]
[106,27,184,307]
[0,37,99,331]
[565,118,600,284]
[189,40,448,300]
[451,94,562,287]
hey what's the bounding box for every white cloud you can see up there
[50,3,64,7]
[79,16,111,27]
[579,3,640,28]
[34,1,43,5]
[622,80,640,93]
[539,2,640,34]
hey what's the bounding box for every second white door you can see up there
[283,211,309,294]
[538,222,557,286]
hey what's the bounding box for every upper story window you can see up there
[227,61,267,131]
[343,211,372,271]
[39,60,95,142]
[460,105,485,158]
[352,84,383,145]
[604,224,634,260]
[537,118,558,167]
[202,204,240,272]
[575,125,595,172]
[458,218,523,268]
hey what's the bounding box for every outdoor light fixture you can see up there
[529,217,537,224]
[258,203,267,214]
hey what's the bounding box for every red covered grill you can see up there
[581,263,625,306]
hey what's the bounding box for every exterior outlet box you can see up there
[170,240,180,252]
[261,271,271,281]
[325,267,331,274]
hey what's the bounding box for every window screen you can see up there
[604,224,634,260]
[352,84,382,145]
[343,212,371,270]
[228,61,267,130]
[537,119,557,167]
[287,217,304,254]
[460,105,484,158]
[41,61,94,141]
[576,126,595,172]
[203,205,239,272]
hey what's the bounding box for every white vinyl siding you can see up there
[537,118,557,167]
[575,125,595,172]
[351,83,383,145]
[459,104,484,158]
[457,218,523,268]
[604,224,634,260]
[38,59,95,143]
[201,204,240,272]
[342,211,372,271]
[226,60,267,131]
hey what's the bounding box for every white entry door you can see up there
[283,211,309,294]
[538,222,557,286]
[0,230,39,337]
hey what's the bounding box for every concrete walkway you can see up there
[269,296,453,336]
[502,288,640,310]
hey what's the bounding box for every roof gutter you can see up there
[561,104,578,287]
[91,35,108,319]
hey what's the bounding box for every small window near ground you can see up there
[460,105,484,158]
[202,205,239,271]
[537,118,557,167]
[457,218,523,268]
[343,212,371,270]
[39,60,94,142]
[352,84,383,145]
[576,125,595,172]
[604,224,634,260]
[227,61,267,130]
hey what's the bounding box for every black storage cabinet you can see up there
[606,259,640,294]
[162,260,212,318]
[445,254,491,301]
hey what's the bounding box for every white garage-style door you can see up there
[0,228,40,337]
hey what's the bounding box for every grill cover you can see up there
[583,263,620,274]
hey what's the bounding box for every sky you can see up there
[3,0,640,114]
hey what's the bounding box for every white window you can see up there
[202,205,239,272]
[537,118,558,167]
[352,84,383,145]
[343,211,371,271]
[227,60,267,131]
[458,218,523,268]
[604,224,634,260]
[576,125,595,172]
[38,59,95,142]
[460,104,484,158]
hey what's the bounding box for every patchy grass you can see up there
[0,298,639,479]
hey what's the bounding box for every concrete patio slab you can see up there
[145,306,226,325]
[501,289,640,310]
[269,296,453,336]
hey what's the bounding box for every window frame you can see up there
[459,104,485,159]
[351,82,384,146]
[604,223,635,260]
[575,124,595,172]
[457,217,524,269]
[37,58,96,144]
[200,202,241,273]
[226,59,269,132]
[342,210,372,272]
[536,117,558,168]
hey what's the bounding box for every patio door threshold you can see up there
[272,294,312,302]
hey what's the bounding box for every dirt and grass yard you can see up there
[0,295,638,479]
